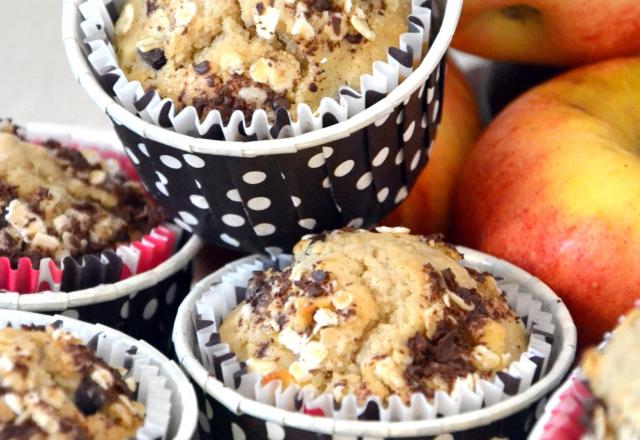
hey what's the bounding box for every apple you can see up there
[452,57,640,345]
[383,59,482,235]
[452,1,640,65]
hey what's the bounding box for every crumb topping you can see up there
[113,0,410,122]
[219,229,528,404]
[0,325,144,440]
[0,130,164,266]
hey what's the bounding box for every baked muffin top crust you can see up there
[0,129,164,266]
[114,0,410,122]
[582,308,640,440]
[0,324,144,440]
[219,229,528,404]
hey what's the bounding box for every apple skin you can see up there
[452,1,640,65]
[383,59,482,235]
[452,57,640,346]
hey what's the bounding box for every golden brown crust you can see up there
[0,325,144,440]
[0,131,164,265]
[113,0,410,122]
[220,229,528,404]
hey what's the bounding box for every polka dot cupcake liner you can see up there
[0,123,203,353]
[0,309,198,440]
[76,0,433,142]
[63,0,460,254]
[173,247,577,440]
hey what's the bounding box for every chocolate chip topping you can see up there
[74,375,109,416]
[138,47,167,70]
[256,1,265,14]
[405,322,475,396]
[308,82,318,92]
[345,33,363,44]
[145,0,157,15]
[193,60,211,75]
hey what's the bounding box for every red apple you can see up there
[453,1,640,65]
[453,57,640,345]
[384,59,482,235]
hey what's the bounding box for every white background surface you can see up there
[0,2,111,131]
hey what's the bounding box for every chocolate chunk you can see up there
[74,375,108,416]
[138,48,167,70]
[308,82,318,92]
[310,270,326,283]
[441,268,458,292]
[145,0,157,15]
[256,1,265,14]
[345,33,363,44]
[254,342,269,358]
[331,15,342,35]
[193,60,211,75]
[311,0,332,11]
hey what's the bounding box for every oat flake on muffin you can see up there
[114,0,410,122]
[219,228,528,404]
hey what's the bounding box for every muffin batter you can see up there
[114,0,411,121]
[0,325,144,440]
[220,228,528,404]
[0,130,164,265]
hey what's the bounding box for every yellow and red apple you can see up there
[384,59,482,235]
[453,57,640,345]
[453,1,640,65]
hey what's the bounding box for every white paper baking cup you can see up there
[173,247,577,439]
[0,309,198,440]
[75,0,432,142]
[62,0,463,255]
[0,122,203,352]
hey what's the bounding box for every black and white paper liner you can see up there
[103,59,446,254]
[63,1,451,252]
[0,310,199,440]
[173,249,576,439]
[78,0,433,141]
[193,256,553,424]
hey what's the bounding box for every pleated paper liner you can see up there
[63,0,461,253]
[78,0,431,141]
[0,123,203,353]
[0,309,198,440]
[529,304,640,440]
[2,122,180,293]
[173,247,577,439]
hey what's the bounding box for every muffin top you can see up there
[0,324,144,440]
[113,0,410,122]
[582,308,640,439]
[0,130,164,265]
[219,228,528,404]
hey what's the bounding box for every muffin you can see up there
[113,0,411,122]
[219,228,528,404]
[0,127,164,266]
[581,308,640,440]
[0,324,144,439]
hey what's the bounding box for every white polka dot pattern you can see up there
[242,171,267,184]
[160,154,182,169]
[183,153,205,168]
[110,55,445,256]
